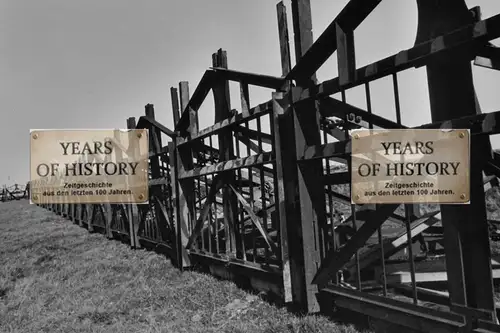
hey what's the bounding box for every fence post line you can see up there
[416,0,496,319]
[126,117,141,249]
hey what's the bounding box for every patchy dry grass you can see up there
[0,200,367,333]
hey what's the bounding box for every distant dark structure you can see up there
[0,183,29,202]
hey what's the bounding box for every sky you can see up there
[1,0,500,186]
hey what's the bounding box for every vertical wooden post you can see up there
[416,0,496,319]
[171,87,181,128]
[127,117,141,249]
[175,83,195,269]
[290,0,317,85]
[272,92,293,304]
[279,0,324,313]
[212,49,240,258]
[276,1,293,304]
[468,5,499,189]
[336,22,356,86]
[277,1,292,91]
[179,82,199,137]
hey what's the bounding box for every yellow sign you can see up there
[30,129,149,204]
[351,129,470,204]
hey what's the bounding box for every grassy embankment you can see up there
[0,200,366,333]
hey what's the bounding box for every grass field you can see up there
[0,200,367,333]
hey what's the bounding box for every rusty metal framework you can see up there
[34,1,500,332]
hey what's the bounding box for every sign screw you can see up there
[460,193,466,200]
[355,194,360,200]
[32,194,38,201]
[32,133,38,140]
[138,193,145,201]
[353,134,360,140]
[459,132,465,138]
[137,132,142,138]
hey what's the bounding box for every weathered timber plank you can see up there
[291,13,500,103]
[210,67,285,90]
[186,176,224,249]
[318,97,404,129]
[152,196,174,232]
[136,115,176,137]
[171,87,181,127]
[419,0,496,315]
[212,49,240,258]
[145,104,171,245]
[287,0,381,82]
[235,125,273,145]
[323,171,349,185]
[312,204,399,287]
[418,109,500,134]
[235,132,262,154]
[240,83,250,117]
[179,81,199,137]
[379,256,500,278]
[322,126,347,141]
[304,110,500,162]
[148,146,169,159]
[178,101,272,146]
[176,70,216,134]
[303,140,350,160]
[277,1,292,91]
[336,22,356,86]
[273,91,292,302]
[125,117,141,248]
[290,0,316,85]
[344,211,441,276]
[178,152,273,179]
[382,269,500,284]
[173,84,195,267]
[322,285,466,331]
[229,184,278,253]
